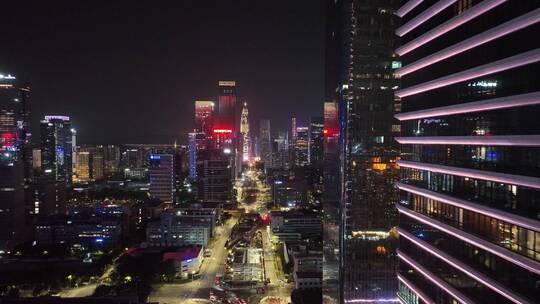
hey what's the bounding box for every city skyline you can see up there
[1,1,539,304]
[0,0,324,144]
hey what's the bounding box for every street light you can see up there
[66,274,73,288]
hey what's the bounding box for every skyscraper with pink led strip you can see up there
[395,1,540,303]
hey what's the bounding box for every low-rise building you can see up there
[293,251,323,274]
[293,272,322,289]
[35,215,122,249]
[162,246,203,279]
[146,215,211,247]
[270,211,321,240]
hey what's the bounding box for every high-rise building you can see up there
[121,147,144,169]
[294,126,309,167]
[75,151,91,182]
[73,146,104,182]
[309,117,324,167]
[71,128,77,176]
[29,180,66,217]
[91,147,104,181]
[103,144,121,176]
[32,148,41,170]
[322,101,341,301]
[188,131,214,180]
[197,149,232,204]
[149,154,174,203]
[252,135,260,159]
[240,102,250,162]
[272,132,290,170]
[194,100,215,134]
[335,0,402,302]
[217,81,236,133]
[394,2,540,304]
[0,73,31,251]
[291,117,298,142]
[40,116,74,183]
[260,119,272,170]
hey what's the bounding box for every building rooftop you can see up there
[295,272,322,279]
[162,246,202,262]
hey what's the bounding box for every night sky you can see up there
[0,0,324,144]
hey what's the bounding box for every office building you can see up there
[394,1,540,303]
[309,117,324,167]
[291,117,297,142]
[32,148,41,170]
[90,146,105,181]
[29,180,66,217]
[71,128,77,175]
[40,115,74,183]
[322,101,341,301]
[188,132,210,179]
[171,207,217,236]
[162,246,203,279]
[259,119,272,169]
[217,81,236,133]
[330,0,402,302]
[121,147,144,169]
[35,215,122,249]
[270,211,322,241]
[272,132,291,169]
[149,154,174,203]
[0,73,31,251]
[194,100,215,134]
[146,213,212,247]
[74,151,91,182]
[294,126,309,167]
[240,102,250,163]
[197,149,232,203]
[103,144,121,176]
[73,146,105,182]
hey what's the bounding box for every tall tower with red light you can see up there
[0,73,31,251]
[215,81,236,150]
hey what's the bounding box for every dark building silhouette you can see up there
[0,73,31,251]
[325,0,402,302]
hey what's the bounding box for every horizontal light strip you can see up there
[396,182,540,232]
[397,250,474,304]
[397,205,540,275]
[396,0,507,55]
[398,8,540,76]
[399,229,532,304]
[395,91,540,120]
[396,0,458,37]
[397,274,435,304]
[396,0,424,17]
[395,135,540,147]
[345,300,400,303]
[396,48,540,98]
[397,160,540,189]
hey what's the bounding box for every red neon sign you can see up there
[213,129,233,134]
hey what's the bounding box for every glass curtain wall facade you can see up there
[0,74,31,251]
[337,0,402,302]
[394,1,540,303]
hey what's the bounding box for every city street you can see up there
[148,217,238,304]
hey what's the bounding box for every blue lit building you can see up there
[40,115,74,183]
